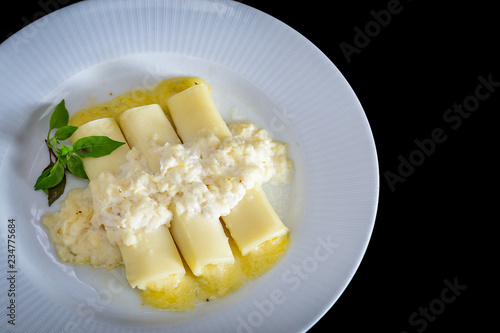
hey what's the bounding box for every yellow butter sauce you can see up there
[142,228,289,311]
[69,77,290,311]
[69,77,208,127]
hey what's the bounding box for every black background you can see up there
[1,1,496,332]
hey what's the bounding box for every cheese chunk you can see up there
[118,104,234,276]
[166,84,289,255]
[69,118,130,181]
[70,117,185,288]
[119,226,184,289]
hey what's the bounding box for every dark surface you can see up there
[1,1,495,332]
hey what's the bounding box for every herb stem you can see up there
[45,140,58,163]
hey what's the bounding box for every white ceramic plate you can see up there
[0,1,379,332]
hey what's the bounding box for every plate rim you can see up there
[0,0,379,332]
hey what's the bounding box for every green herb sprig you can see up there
[34,100,126,206]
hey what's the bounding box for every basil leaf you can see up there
[34,160,65,191]
[54,125,78,141]
[60,156,68,169]
[73,136,126,158]
[49,100,69,133]
[35,161,67,205]
[67,155,88,179]
[47,136,59,153]
[34,162,54,190]
[47,174,66,206]
[60,143,73,156]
